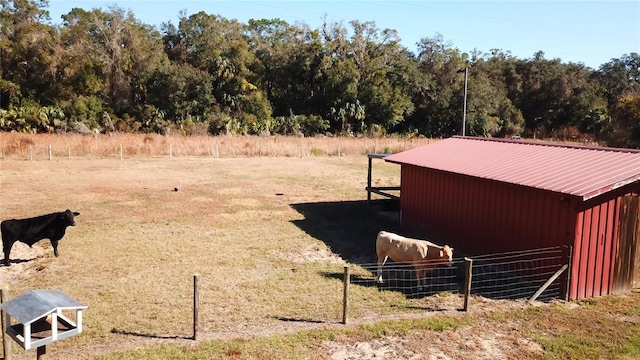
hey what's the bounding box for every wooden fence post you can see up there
[342,265,350,325]
[120,144,123,160]
[193,274,200,340]
[48,144,52,160]
[1,285,11,360]
[29,145,33,161]
[564,245,573,301]
[463,258,473,311]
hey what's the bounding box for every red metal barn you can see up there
[384,136,640,300]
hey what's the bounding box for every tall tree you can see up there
[60,6,166,117]
[504,52,602,139]
[246,18,324,118]
[469,50,525,137]
[594,53,640,108]
[1,0,61,106]
[348,20,414,132]
[405,34,465,137]
[162,12,271,130]
[596,54,640,147]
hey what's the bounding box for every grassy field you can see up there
[1,134,640,360]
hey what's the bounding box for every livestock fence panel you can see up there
[336,246,569,321]
[468,246,567,301]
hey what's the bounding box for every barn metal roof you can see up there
[384,136,640,201]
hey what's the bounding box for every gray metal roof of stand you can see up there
[0,289,87,326]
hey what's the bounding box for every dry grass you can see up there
[1,135,638,360]
[0,146,431,359]
[0,133,435,160]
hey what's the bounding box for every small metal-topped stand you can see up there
[1,289,87,359]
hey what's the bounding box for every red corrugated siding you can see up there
[571,214,584,299]
[399,165,575,256]
[398,163,635,300]
[570,198,619,299]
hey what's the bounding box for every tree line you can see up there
[1,0,639,147]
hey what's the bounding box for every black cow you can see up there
[1,209,80,266]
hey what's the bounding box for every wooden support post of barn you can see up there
[1,285,11,360]
[366,154,400,207]
[563,245,573,301]
[342,265,350,325]
[463,258,473,312]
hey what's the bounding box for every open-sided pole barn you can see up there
[384,136,640,300]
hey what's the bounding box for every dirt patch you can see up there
[292,244,347,264]
[321,326,544,360]
[0,242,50,285]
[318,307,544,360]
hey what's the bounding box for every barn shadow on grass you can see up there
[291,200,473,300]
[290,199,401,266]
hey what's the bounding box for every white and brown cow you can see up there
[376,231,454,289]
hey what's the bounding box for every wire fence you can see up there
[251,246,570,326]
[0,246,571,346]
[329,246,569,323]
[349,246,566,299]
[0,135,437,160]
[469,246,567,301]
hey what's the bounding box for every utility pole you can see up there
[461,67,468,136]
[457,66,468,136]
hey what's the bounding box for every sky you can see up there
[45,1,640,70]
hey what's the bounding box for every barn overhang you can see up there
[384,136,640,203]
